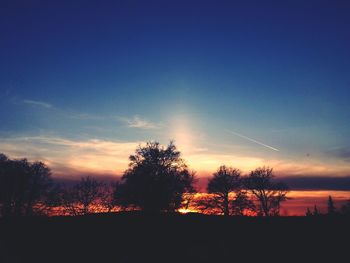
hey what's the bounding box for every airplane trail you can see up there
[225,129,279,152]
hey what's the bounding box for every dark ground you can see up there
[0,213,349,263]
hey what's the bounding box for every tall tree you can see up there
[327,196,336,215]
[207,166,241,216]
[245,167,289,216]
[114,141,195,213]
[0,153,53,217]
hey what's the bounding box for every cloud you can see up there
[23,99,52,109]
[326,147,350,162]
[185,152,264,174]
[0,136,141,175]
[278,176,350,191]
[20,100,161,132]
[268,158,350,178]
[1,135,350,182]
[21,99,106,121]
[119,116,161,129]
[68,113,106,120]
[195,175,350,191]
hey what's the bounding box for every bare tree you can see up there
[231,190,255,216]
[61,176,102,215]
[100,182,118,213]
[74,176,102,214]
[207,166,241,216]
[245,167,289,216]
[61,186,81,216]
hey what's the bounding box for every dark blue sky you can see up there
[1,0,350,177]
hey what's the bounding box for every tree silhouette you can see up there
[231,190,255,216]
[61,176,102,215]
[74,176,102,214]
[207,166,241,216]
[305,207,312,216]
[114,141,195,213]
[0,153,53,217]
[245,167,289,216]
[193,194,219,215]
[194,166,255,216]
[60,187,80,216]
[180,192,197,212]
[100,182,118,213]
[327,196,336,215]
[340,199,350,216]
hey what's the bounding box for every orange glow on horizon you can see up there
[47,190,350,217]
[179,191,350,216]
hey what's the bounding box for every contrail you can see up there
[225,129,279,152]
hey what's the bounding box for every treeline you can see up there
[305,196,350,217]
[1,141,350,218]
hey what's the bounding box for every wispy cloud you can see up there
[68,113,106,120]
[23,99,52,109]
[325,147,350,162]
[1,135,350,179]
[22,99,105,120]
[21,100,161,132]
[225,129,279,152]
[0,135,269,176]
[119,116,161,129]
[0,136,141,175]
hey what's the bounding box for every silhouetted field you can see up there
[1,213,349,263]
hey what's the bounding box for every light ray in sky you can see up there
[225,129,279,152]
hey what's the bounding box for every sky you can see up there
[1,0,350,189]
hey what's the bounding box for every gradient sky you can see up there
[1,0,350,184]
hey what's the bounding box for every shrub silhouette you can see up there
[340,200,350,215]
[305,207,313,216]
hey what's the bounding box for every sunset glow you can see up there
[2,2,350,263]
[178,191,350,216]
[1,0,350,216]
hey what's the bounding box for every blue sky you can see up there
[1,0,350,178]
